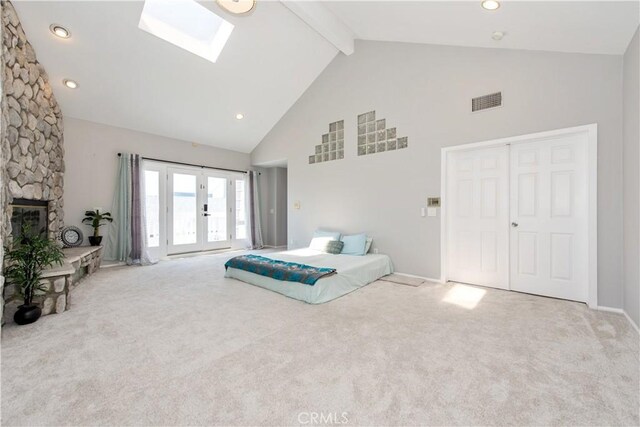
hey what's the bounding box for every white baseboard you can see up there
[624,311,640,334]
[598,306,639,335]
[101,261,126,269]
[597,305,624,314]
[393,272,443,284]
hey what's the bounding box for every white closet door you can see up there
[446,146,510,289]
[510,134,588,302]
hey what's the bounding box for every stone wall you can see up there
[1,0,65,320]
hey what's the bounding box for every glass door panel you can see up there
[235,179,247,240]
[144,170,160,248]
[168,169,202,254]
[173,173,198,245]
[206,176,229,247]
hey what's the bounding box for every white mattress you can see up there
[224,248,394,304]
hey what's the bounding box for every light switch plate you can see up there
[427,197,440,207]
[427,207,437,217]
[293,201,301,210]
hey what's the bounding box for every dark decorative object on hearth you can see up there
[82,210,113,246]
[4,226,64,325]
[60,226,83,247]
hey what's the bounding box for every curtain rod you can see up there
[117,153,258,175]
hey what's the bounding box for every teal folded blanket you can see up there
[225,254,336,286]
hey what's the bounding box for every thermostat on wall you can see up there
[427,197,440,207]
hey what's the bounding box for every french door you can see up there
[445,145,510,290]
[445,126,594,304]
[509,135,588,302]
[144,162,247,257]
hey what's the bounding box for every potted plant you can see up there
[82,209,113,246]
[4,229,64,325]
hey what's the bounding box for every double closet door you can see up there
[144,162,248,257]
[446,131,589,303]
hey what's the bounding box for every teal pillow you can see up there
[340,233,368,256]
[315,239,344,254]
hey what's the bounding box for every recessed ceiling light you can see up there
[236,113,244,120]
[492,31,505,41]
[49,24,70,39]
[481,0,500,10]
[63,79,78,89]
[216,0,256,15]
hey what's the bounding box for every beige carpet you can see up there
[2,250,638,426]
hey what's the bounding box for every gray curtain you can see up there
[247,170,263,249]
[106,153,154,265]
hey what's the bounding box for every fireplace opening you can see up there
[10,199,49,240]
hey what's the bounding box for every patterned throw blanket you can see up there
[225,255,336,286]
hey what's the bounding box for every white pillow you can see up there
[365,237,373,253]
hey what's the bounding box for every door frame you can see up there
[440,124,598,308]
[143,161,248,257]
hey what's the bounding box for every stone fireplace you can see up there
[1,0,65,322]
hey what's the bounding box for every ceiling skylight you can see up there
[139,0,234,63]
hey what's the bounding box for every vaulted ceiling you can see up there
[12,1,338,153]
[12,1,639,153]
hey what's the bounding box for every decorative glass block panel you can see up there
[366,111,375,122]
[387,128,396,139]
[355,110,408,156]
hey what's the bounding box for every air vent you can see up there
[472,92,502,112]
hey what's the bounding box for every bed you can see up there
[224,248,394,304]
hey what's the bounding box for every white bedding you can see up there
[224,248,394,304]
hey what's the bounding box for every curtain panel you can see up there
[247,170,264,250]
[106,153,154,265]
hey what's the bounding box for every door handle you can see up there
[511,222,519,227]
[203,213,211,217]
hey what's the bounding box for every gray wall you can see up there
[64,117,250,243]
[623,27,639,327]
[257,167,288,247]
[251,40,624,307]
